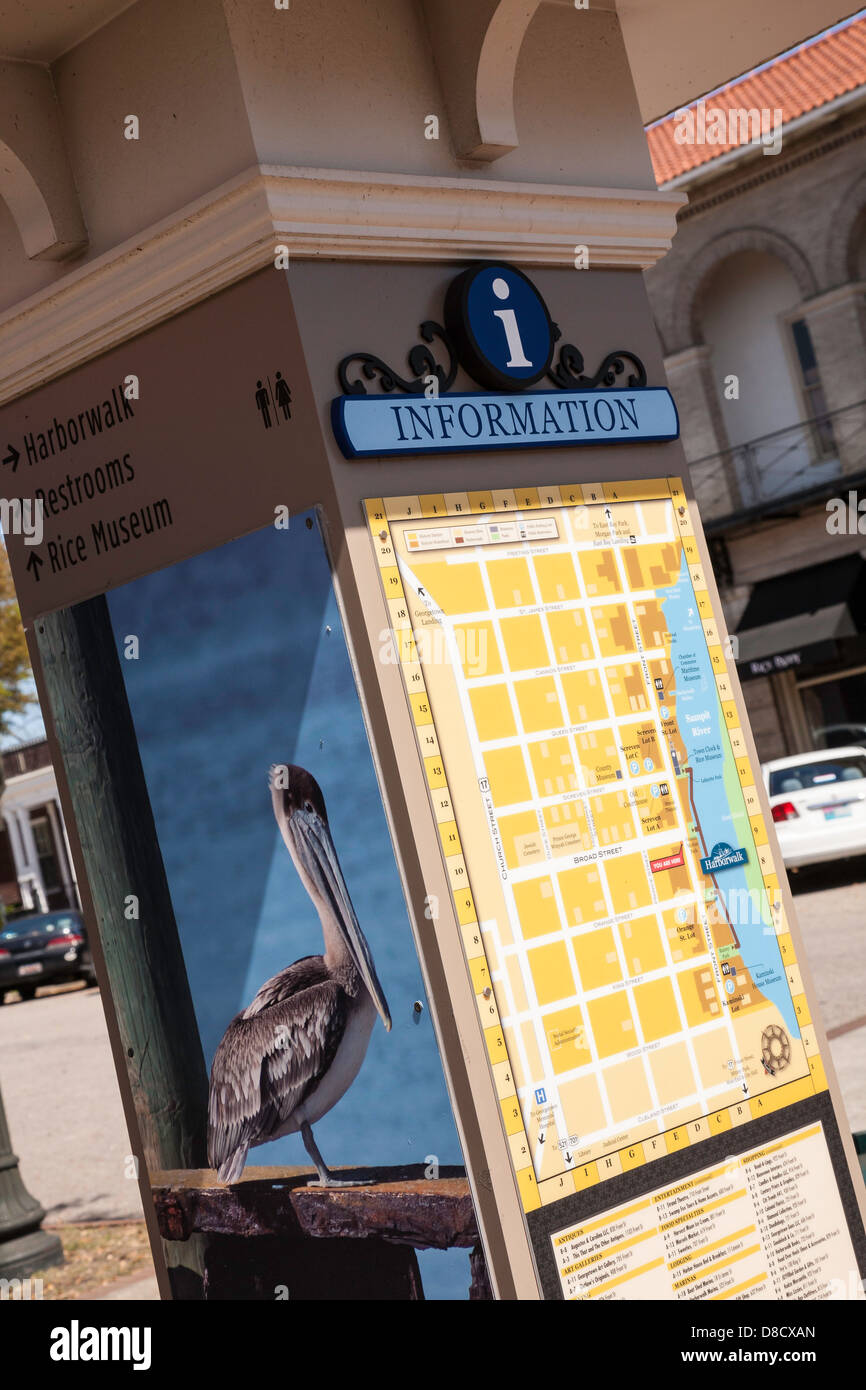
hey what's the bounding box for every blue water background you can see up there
[661,553,797,1036]
[106,518,468,1297]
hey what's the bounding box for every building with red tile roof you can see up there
[648,10,866,185]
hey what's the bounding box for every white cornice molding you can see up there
[0,164,685,404]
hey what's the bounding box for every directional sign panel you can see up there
[0,270,318,623]
[366,477,866,1299]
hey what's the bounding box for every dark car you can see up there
[0,909,97,1002]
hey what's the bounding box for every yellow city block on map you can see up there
[452,619,501,678]
[534,551,581,603]
[678,965,722,1026]
[590,603,636,658]
[512,875,561,938]
[499,809,546,867]
[515,676,564,732]
[586,991,636,1059]
[574,727,622,785]
[530,737,579,797]
[487,556,535,609]
[468,683,517,740]
[485,746,532,806]
[500,614,550,671]
[620,915,667,976]
[634,976,680,1044]
[606,662,652,718]
[542,799,592,856]
[579,549,621,596]
[547,608,592,664]
[572,926,621,990]
[559,669,608,724]
[621,541,682,591]
[528,940,577,1005]
[411,560,486,615]
[606,850,656,915]
[543,1006,592,1073]
[588,788,636,846]
[557,863,608,925]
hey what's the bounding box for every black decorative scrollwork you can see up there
[337,321,458,396]
[548,345,647,391]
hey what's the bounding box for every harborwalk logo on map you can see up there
[700,841,749,874]
[333,262,679,458]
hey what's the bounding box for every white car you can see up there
[762,746,866,868]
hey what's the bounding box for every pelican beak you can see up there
[286,807,392,1032]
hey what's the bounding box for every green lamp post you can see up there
[0,1077,64,1282]
[0,756,63,1285]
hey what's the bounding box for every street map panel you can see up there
[366,479,828,1216]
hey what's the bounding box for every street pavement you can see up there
[792,859,866,1133]
[0,982,145,1224]
[0,864,862,1300]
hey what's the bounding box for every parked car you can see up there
[763,746,866,868]
[0,909,96,1002]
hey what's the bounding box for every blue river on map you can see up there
[660,553,798,1038]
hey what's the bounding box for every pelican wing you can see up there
[208,956,348,1179]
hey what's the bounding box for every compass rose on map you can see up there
[761,1024,791,1075]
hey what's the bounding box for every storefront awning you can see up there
[734,553,866,679]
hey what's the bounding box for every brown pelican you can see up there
[207,764,391,1186]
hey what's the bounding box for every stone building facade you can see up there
[645,13,866,761]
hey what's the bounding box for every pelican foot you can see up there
[300,1122,375,1188]
[305,1175,375,1188]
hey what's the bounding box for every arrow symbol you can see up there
[604,507,612,520]
[418,587,426,597]
[538,1132,546,1144]
[741,1083,749,1095]
[3,444,19,472]
[565,1152,572,1164]
[26,551,43,582]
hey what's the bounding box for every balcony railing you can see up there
[690,399,866,523]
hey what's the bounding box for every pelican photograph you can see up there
[98,512,470,1298]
